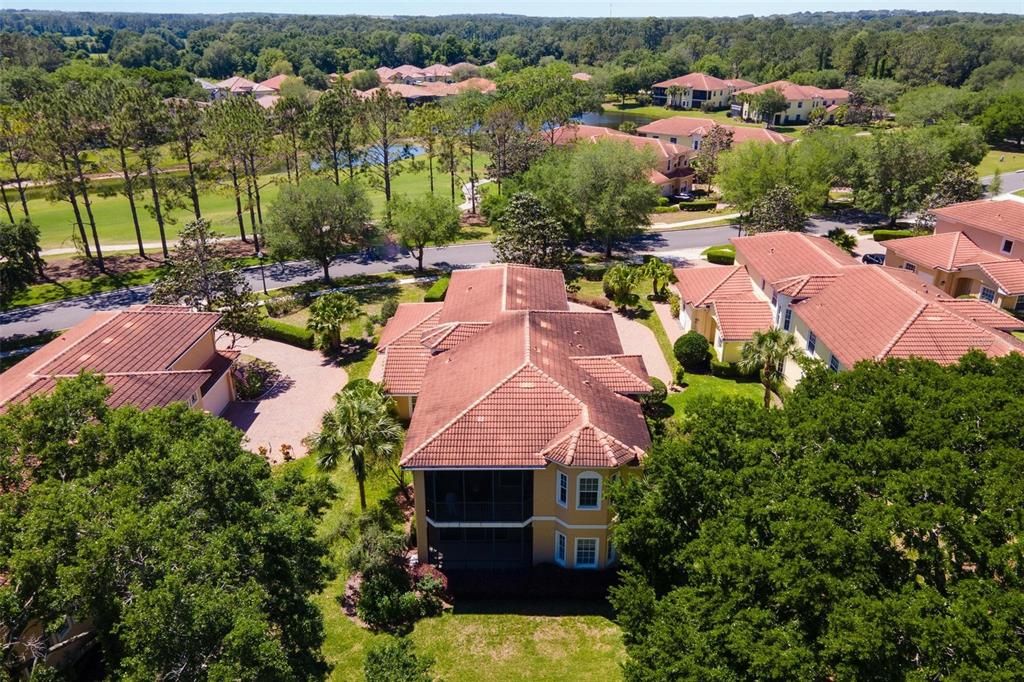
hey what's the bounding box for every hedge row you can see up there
[678,200,718,211]
[872,229,916,242]
[258,318,314,349]
[706,249,736,266]
[424,276,450,302]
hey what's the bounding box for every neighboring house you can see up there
[572,71,592,81]
[194,77,221,100]
[651,72,754,109]
[422,63,454,82]
[733,81,850,125]
[213,76,276,98]
[0,305,238,415]
[882,198,1024,314]
[782,265,1024,386]
[257,74,290,93]
[637,117,794,151]
[356,78,497,104]
[673,264,774,362]
[372,265,652,571]
[551,124,695,196]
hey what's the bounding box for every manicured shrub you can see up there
[640,377,668,414]
[264,295,300,318]
[674,366,686,386]
[677,200,718,211]
[376,297,400,324]
[674,331,711,372]
[657,196,671,207]
[705,248,735,265]
[424,276,449,302]
[258,318,315,349]
[653,205,680,213]
[668,292,681,319]
[234,358,282,400]
[872,229,916,242]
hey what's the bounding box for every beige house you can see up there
[651,72,755,110]
[733,81,850,125]
[637,117,794,151]
[374,265,652,571]
[552,124,695,196]
[0,305,237,415]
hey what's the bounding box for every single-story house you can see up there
[0,305,238,415]
[373,264,653,571]
[636,117,794,151]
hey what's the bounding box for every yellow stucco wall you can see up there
[392,395,414,420]
[170,329,218,371]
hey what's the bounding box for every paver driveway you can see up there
[568,302,672,383]
[218,335,347,464]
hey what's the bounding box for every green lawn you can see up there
[667,373,762,414]
[1015,189,1024,198]
[977,146,1024,178]
[27,151,490,252]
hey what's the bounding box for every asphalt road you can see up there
[2,224,748,339]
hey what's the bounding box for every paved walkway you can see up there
[218,335,347,464]
[653,302,683,345]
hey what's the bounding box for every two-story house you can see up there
[883,198,1024,314]
[733,81,851,125]
[636,117,794,151]
[373,265,653,571]
[551,124,694,196]
[650,72,754,109]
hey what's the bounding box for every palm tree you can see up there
[309,381,403,511]
[665,85,685,109]
[306,292,361,352]
[738,328,800,409]
[641,256,675,299]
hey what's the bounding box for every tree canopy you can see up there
[0,374,336,679]
[610,352,1024,681]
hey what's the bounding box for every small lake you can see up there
[310,143,425,171]
[575,110,656,130]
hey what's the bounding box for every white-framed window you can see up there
[1015,296,1024,313]
[692,139,700,150]
[980,286,996,303]
[797,101,803,108]
[575,537,598,569]
[715,330,724,349]
[1002,239,1014,254]
[556,471,568,508]
[807,332,817,354]
[828,354,840,372]
[576,472,601,510]
[783,308,792,331]
[555,531,567,566]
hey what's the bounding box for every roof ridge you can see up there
[399,360,531,465]
[876,302,928,360]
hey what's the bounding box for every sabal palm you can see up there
[310,381,402,510]
[642,257,674,298]
[738,328,800,409]
[306,292,360,351]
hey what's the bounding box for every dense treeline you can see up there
[2,10,1024,88]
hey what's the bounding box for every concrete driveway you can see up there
[218,335,347,464]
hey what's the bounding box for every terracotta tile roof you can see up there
[735,80,851,102]
[258,74,289,92]
[551,124,689,165]
[732,232,855,285]
[978,260,1024,295]
[941,299,1024,331]
[422,64,453,76]
[673,265,755,306]
[653,72,734,91]
[377,303,444,349]
[570,355,652,394]
[542,421,641,468]
[381,345,433,395]
[419,322,490,350]
[711,299,774,341]
[439,264,568,324]
[773,273,843,299]
[932,198,1024,241]
[884,231,998,271]
[637,118,794,144]
[401,311,650,469]
[1,307,225,411]
[793,266,1022,367]
[215,76,259,92]
[727,78,756,89]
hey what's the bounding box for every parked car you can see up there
[672,192,694,202]
[862,253,885,265]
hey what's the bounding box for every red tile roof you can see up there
[1,306,224,410]
[569,355,652,394]
[793,266,1022,367]
[439,264,568,324]
[637,118,794,144]
[732,232,855,285]
[673,265,755,306]
[735,80,851,102]
[401,311,650,469]
[653,72,735,91]
[378,302,443,349]
[381,345,433,395]
[551,124,689,166]
[941,299,1024,331]
[422,63,453,77]
[978,260,1024,295]
[932,198,1024,242]
[258,74,290,92]
[772,273,843,299]
[711,299,774,341]
[884,231,997,271]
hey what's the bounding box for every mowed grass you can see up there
[977,146,1024,178]
[27,151,490,251]
[667,373,762,413]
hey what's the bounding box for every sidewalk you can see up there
[650,213,741,231]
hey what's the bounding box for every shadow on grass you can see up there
[450,598,616,620]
